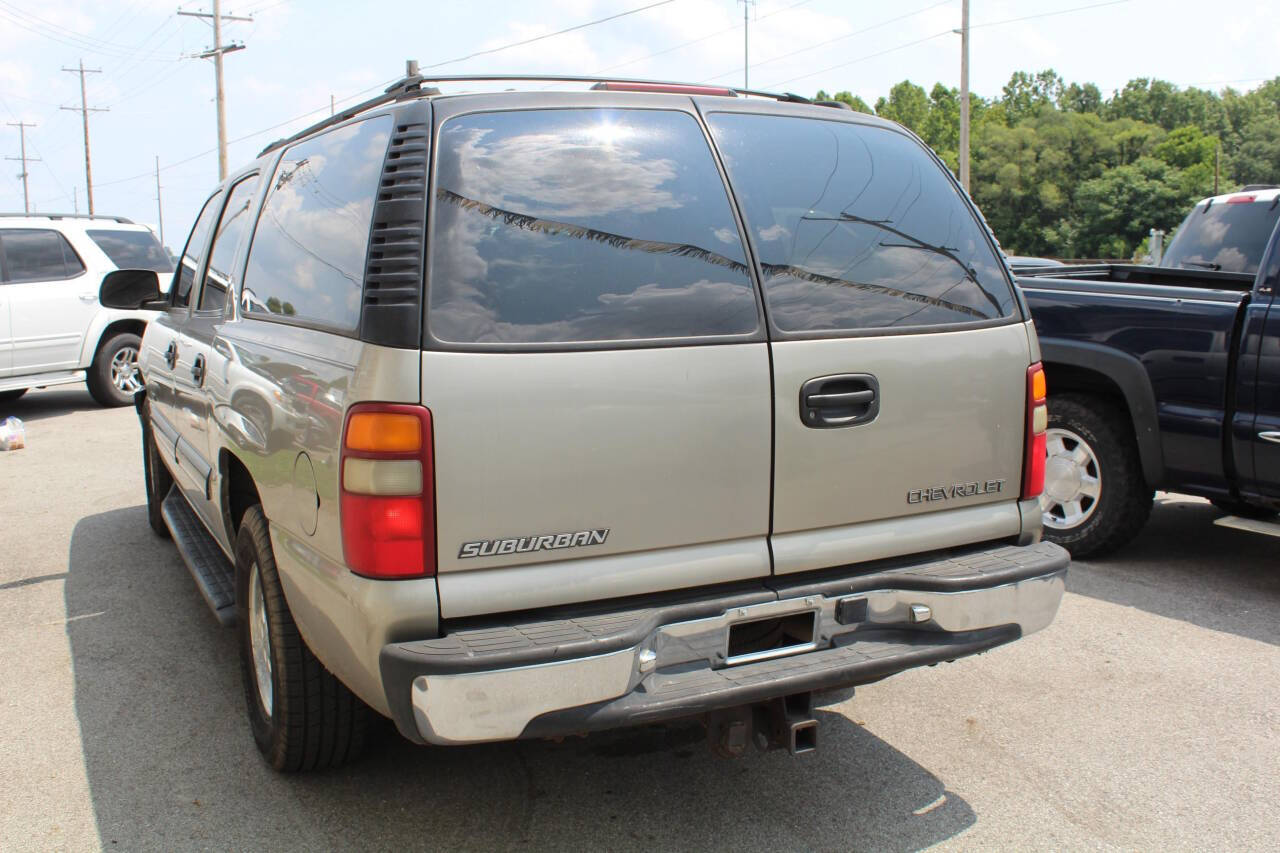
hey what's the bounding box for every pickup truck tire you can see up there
[141,420,172,538]
[0,389,26,403]
[1042,393,1153,558]
[87,332,143,407]
[235,505,368,772]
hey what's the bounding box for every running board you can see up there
[161,487,236,626]
[1213,514,1280,539]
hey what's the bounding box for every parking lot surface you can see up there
[1,387,1277,852]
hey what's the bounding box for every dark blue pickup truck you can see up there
[1017,188,1280,556]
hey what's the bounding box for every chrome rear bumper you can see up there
[381,541,1068,745]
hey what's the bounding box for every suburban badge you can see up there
[459,528,610,559]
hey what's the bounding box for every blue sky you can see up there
[1,0,1276,249]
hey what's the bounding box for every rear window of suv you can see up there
[706,113,1016,334]
[86,228,173,273]
[428,108,759,345]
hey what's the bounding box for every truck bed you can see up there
[1018,263,1255,295]
[1018,267,1251,499]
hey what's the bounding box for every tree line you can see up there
[815,72,1280,259]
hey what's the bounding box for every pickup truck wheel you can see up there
[235,505,368,771]
[1041,394,1153,558]
[0,389,26,403]
[87,332,143,407]
[142,420,172,538]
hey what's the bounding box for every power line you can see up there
[0,2,182,62]
[765,0,1131,89]
[698,0,954,84]
[422,0,679,69]
[591,0,814,78]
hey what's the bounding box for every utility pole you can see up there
[957,0,970,192]
[179,2,251,181]
[739,0,754,89]
[61,61,106,214]
[154,155,164,247]
[5,121,39,213]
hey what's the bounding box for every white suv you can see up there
[0,213,173,406]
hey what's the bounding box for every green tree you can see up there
[1227,117,1280,185]
[1070,157,1189,257]
[875,80,929,133]
[1001,69,1064,124]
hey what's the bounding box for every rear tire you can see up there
[235,505,369,772]
[142,418,172,538]
[87,332,143,407]
[0,389,26,404]
[1041,394,1153,558]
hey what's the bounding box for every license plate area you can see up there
[725,611,818,666]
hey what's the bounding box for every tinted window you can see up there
[1162,199,1280,274]
[1,229,84,282]
[86,229,173,273]
[429,109,758,345]
[242,116,391,330]
[706,113,1016,333]
[175,193,222,307]
[199,176,259,313]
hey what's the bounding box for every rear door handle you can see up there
[800,374,879,428]
[164,340,178,369]
[1260,431,1280,444]
[79,293,97,302]
[191,354,206,385]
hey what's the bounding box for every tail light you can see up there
[339,403,435,578]
[1022,363,1047,500]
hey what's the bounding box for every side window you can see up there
[241,115,391,330]
[199,176,259,313]
[174,192,223,307]
[0,229,85,283]
[428,109,759,345]
[706,113,1017,333]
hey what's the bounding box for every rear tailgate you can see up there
[422,102,774,618]
[704,106,1030,574]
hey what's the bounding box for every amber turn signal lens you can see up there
[1031,368,1047,402]
[345,412,422,453]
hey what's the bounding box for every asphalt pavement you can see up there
[1,387,1277,851]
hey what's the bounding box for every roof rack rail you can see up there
[258,65,832,157]
[1239,184,1280,192]
[0,212,133,223]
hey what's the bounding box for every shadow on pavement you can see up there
[1068,496,1280,646]
[2,387,103,423]
[67,506,976,851]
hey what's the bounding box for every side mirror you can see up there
[100,269,167,310]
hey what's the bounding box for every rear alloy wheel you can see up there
[236,505,369,771]
[1040,394,1153,558]
[87,332,143,407]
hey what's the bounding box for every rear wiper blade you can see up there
[1182,260,1221,270]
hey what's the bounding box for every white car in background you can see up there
[0,213,173,406]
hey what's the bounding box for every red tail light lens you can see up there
[339,404,435,579]
[1022,363,1047,500]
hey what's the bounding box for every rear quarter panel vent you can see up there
[361,99,431,349]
